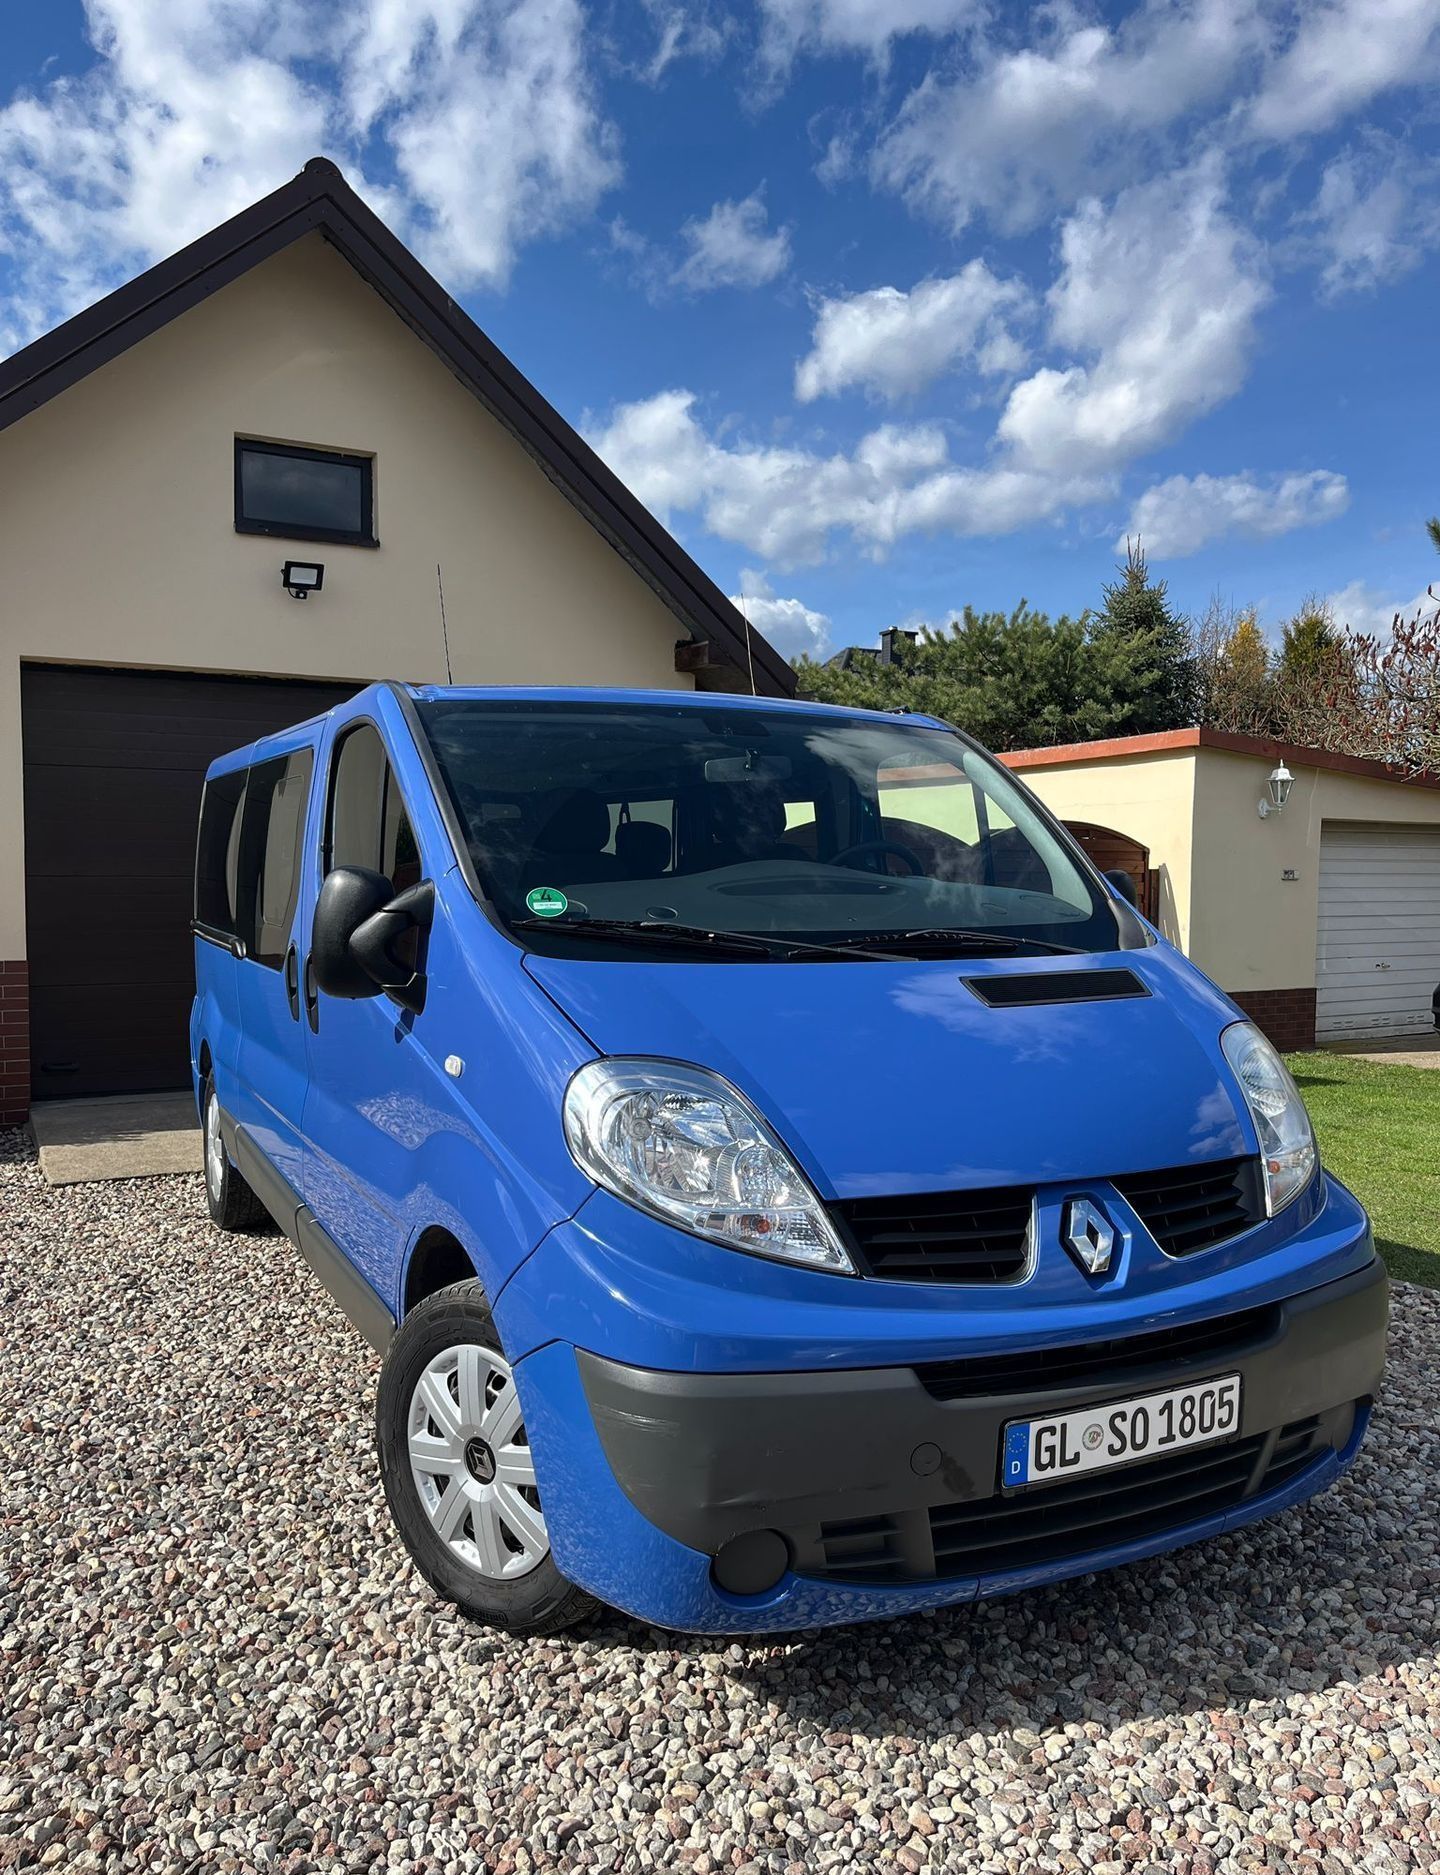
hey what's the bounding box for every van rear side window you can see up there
[194,768,247,939]
[236,749,314,969]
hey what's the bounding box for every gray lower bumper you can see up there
[577,1257,1388,1579]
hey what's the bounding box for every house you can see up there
[0,159,794,1124]
[825,626,919,673]
[1002,727,1440,1051]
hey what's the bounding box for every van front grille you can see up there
[1114,1157,1266,1257]
[812,1416,1326,1585]
[834,1187,1032,1284]
[917,1303,1280,1401]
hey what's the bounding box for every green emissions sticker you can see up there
[525,885,569,919]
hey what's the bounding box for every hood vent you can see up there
[963,967,1149,1008]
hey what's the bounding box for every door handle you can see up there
[303,954,320,1033]
[283,943,301,1021]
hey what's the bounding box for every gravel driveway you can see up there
[3,1127,1438,1874]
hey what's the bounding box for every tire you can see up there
[201,1075,270,1233]
[377,1280,596,1635]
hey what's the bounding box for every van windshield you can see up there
[415,698,1126,959]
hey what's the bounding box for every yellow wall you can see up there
[0,234,692,955]
[1190,749,1440,992]
[1015,742,1440,993]
[1008,751,1197,952]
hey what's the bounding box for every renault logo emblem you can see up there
[1063,1197,1116,1275]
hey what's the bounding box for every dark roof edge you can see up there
[0,157,795,699]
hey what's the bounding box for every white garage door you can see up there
[1316,823,1440,1041]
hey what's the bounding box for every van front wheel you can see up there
[377,1281,596,1635]
[202,1078,269,1233]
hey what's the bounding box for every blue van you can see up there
[192,682,1387,1635]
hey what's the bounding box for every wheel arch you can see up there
[195,1039,213,1120]
[402,1226,481,1316]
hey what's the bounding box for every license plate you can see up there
[1001,1373,1242,1492]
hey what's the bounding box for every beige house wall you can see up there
[1007,751,1197,953]
[1190,748,1440,992]
[0,233,692,958]
[1014,741,1440,1015]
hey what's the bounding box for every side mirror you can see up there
[1103,867,1139,909]
[312,867,434,1013]
[351,880,435,1014]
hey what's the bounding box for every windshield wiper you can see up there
[510,915,898,961]
[819,927,1083,957]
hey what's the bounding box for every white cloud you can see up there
[0,0,619,354]
[1324,579,1438,639]
[874,0,1264,236]
[794,261,1031,402]
[1247,0,1440,142]
[591,161,1277,566]
[1120,469,1350,558]
[355,1,620,291]
[586,387,1105,565]
[758,0,980,74]
[869,2,1440,242]
[997,163,1269,475]
[634,2,732,82]
[730,570,832,660]
[672,188,792,291]
[1297,138,1440,297]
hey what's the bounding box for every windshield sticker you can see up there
[525,886,569,919]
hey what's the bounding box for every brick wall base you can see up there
[0,961,29,1128]
[1227,986,1317,1054]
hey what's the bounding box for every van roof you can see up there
[204,680,953,778]
[400,681,949,731]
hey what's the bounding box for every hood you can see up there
[523,943,1254,1200]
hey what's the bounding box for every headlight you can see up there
[1220,1021,1317,1214]
[563,1059,855,1273]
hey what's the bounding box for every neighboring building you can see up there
[1003,727,1440,1051]
[0,159,793,1124]
[826,627,918,673]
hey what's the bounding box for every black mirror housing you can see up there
[351,881,435,1014]
[311,867,395,999]
[1103,867,1139,909]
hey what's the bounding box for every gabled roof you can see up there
[0,156,795,698]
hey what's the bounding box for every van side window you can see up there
[194,768,247,937]
[236,749,314,969]
[327,722,421,892]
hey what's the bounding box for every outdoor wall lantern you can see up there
[282,560,325,600]
[1257,761,1294,819]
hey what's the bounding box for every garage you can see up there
[22,664,358,1102]
[1316,822,1440,1042]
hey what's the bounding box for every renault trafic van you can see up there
[192,683,1387,1634]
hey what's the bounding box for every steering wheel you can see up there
[829,838,925,876]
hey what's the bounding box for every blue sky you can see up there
[2,2,1439,662]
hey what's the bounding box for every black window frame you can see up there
[234,437,377,548]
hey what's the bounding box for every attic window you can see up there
[235,438,376,547]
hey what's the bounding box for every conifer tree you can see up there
[1087,540,1197,731]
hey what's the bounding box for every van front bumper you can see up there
[508,1248,1387,1632]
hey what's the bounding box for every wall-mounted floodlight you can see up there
[1257,761,1294,819]
[282,560,324,600]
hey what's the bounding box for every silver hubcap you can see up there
[204,1093,224,1199]
[407,1343,549,1580]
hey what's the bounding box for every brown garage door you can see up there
[22,664,360,1101]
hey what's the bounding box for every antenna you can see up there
[436,562,454,685]
[738,588,757,697]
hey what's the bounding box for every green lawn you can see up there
[1286,1051,1440,1287]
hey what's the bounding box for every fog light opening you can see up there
[710,1528,790,1596]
